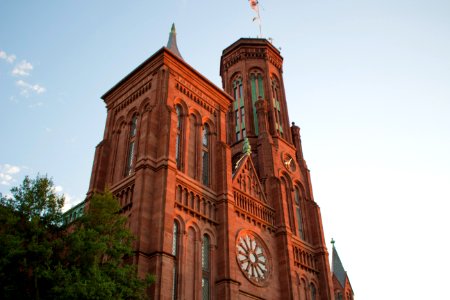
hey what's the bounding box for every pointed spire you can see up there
[166,23,183,59]
[331,240,347,288]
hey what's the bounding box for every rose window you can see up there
[236,231,270,285]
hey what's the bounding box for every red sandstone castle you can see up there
[85,25,354,300]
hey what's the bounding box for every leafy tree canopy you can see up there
[0,175,153,299]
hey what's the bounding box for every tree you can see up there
[0,175,64,299]
[0,175,153,299]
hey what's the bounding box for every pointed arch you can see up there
[249,68,265,135]
[281,174,295,232]
[201,233,211,300]
[231,73,246,141]
[270,74,284,137]
[201,123,211,186]
[125,112,139,176]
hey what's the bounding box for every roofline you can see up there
[221,37,282,57]
[102,47,233,104]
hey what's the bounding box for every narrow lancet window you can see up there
[294,187,305,240]
[310,283,317,300]
[271,78,284,137]
[201,125,210,186]
[125,115,138,176]
[233,76,246,141]
[172,221,179,300]
[250,72,264,135]
[201,235,210,300]
[175,105,183,170]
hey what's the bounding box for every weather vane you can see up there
[249,0,262,37]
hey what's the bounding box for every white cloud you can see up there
[0,50,16,63]
[54,185,83,212]
[0,164,21,185]
[16,79,46,96]
[12,60,33,76]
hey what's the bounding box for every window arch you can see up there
[232,75,246,141]
[201,234,211,300]
[336,291,343,300]
[172,221,180,300]
[175,105,184,170]
[281,176,295,231]
[125,114,138,176]
[250,70,264,135]
[271,76,284,137]
[294,186,305,240]
[187,114,198,179]
[201,124,210,186]
[310,283,317,300]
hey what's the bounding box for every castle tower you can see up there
[220,38,335,299]
[85,27,350,300]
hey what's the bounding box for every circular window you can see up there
[236,230,271,286]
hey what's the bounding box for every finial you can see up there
[243,137,252,155]
[331,238,335,247]
[166,23,183,59]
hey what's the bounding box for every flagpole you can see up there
[258,5,262,37]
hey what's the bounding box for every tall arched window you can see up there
[336,292,343,300]
[201,125,210,186]
[201,235,210,300]
[172,221,180,300]
[175,105,183,170]
[281,177,295,231]
[271,77,284,137]
[233,76,246,141]
[187,114,197,179]
[294,187,305,240]
[310,283,317,300]
[125,114,138,176]
[250,71,264,135]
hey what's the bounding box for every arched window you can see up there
[172,221,180,300]
[125,114,138,176]
[250,71,264,135]
[294,187,305,240]
[201,124,210,186]
[310,283,317,300]
[175,105,183,170]
[187,114,197,179]
[281,177,295,231]
[201,235,210,300]
[336,291,343,300]
[271,77,284,137]
[233,76,246,141]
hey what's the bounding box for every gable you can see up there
[232,154,267,203]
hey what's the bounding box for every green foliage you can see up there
[0,175,153,299]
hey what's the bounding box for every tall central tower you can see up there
[84,27,353,299]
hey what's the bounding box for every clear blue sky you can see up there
[1,1,449,299]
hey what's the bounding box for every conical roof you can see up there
[166,23,183,59]
[331,239,348,288]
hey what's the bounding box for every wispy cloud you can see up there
[0,164,21,185]
[16,79,46,96]
[0,50,16,63]
[12,60,33,76]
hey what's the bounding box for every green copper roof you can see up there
[166,23,183,59]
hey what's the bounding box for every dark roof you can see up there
[332,242,348,288]
[166,23,182,59]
